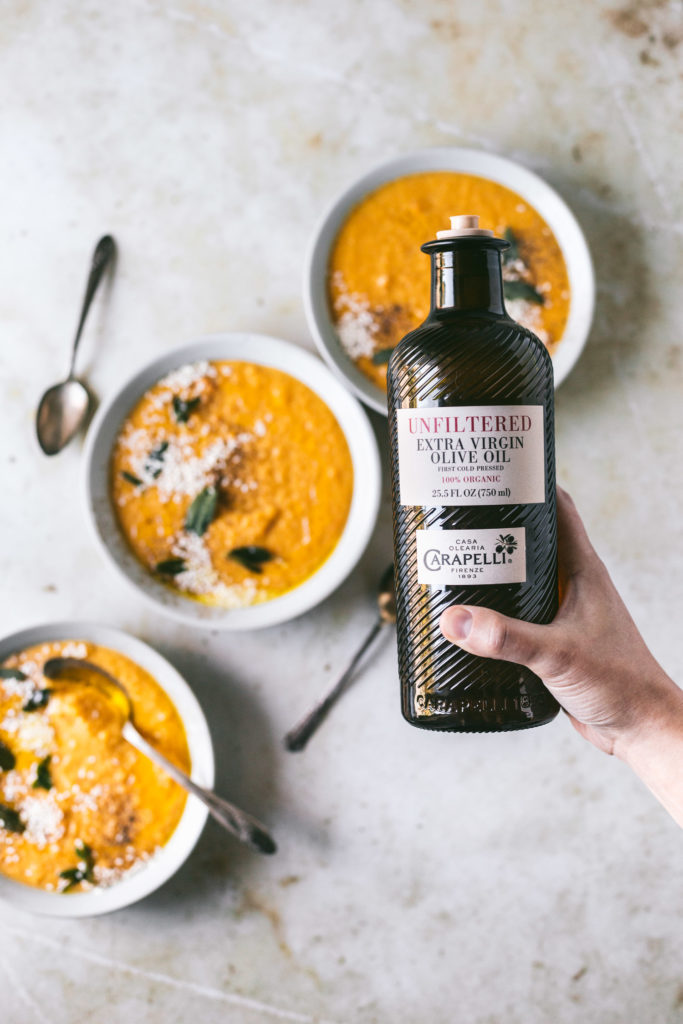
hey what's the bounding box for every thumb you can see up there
[440,604,554,676]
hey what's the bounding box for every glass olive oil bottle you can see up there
[387,215,559,732]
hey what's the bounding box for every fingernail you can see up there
[441,608,473,641]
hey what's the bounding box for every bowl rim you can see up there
[304,145,596,413]
[0,620,214,917]
[83,332,381,630]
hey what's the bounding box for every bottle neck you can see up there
[428,245,507,315]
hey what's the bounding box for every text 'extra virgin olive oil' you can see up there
[387,215,559,732]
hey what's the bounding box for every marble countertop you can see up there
[1,1,682,1022]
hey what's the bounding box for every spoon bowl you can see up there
[43,656,277,855]
[36,379,91,455]
[43,655,131,718]
[376,564,397,624]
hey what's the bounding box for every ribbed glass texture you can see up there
[388,314,559,732]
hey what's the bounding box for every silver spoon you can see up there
[43,656,277,855]
[36,235,116,455]
[284,565,396,752]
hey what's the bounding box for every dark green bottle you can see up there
[387,215,559,732]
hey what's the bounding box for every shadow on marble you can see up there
[550,172,652,406]
[135,645,279,910]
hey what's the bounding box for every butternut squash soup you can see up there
[110,361,354,608]
[328,171,571,390]
[0,640,189,892]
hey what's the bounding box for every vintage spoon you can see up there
[284,565,396,752]
[36,235,116,455]
[43,656,277,855]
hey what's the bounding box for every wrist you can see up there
[613,676,683,828]
[613,674,683,765]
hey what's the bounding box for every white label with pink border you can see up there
[396,405,545,507]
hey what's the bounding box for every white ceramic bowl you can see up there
[84,333,381,630]
[0,621,213,917]
[305,147,595,413]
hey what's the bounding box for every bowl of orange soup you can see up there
[305,148,595,413]
[84,334,381,629]
[0,622,213,916]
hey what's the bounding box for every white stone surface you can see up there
[1,2,682,1022]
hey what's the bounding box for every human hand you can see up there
[439,488,683,824]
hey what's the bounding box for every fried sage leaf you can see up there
[0,740,16,772]
[59,841,96,892]
[228,546,274,574]
[0,803,24,834]
[503,279,545,305]
[59,868,84,891]
[32,755,53,790]
[0,667,27,681]
[156,558,187,576]
[121,470,143,486]
[144,440,169,479]
[172,395,201,423]
[185,485,218,536]
[371,347,394,366]
[23,689,51,713]
[75,840,95,879]
[502,227,521,263]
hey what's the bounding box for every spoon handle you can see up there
[122,720,276,855]
[284,617,385,753]
[68,235,116,377]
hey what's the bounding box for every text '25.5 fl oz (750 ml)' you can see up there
[387,214,559,732]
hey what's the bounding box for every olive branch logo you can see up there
[495,534,517,555]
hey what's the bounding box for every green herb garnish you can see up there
[371,347,394,365]
[23,689,51,712]
[0,740,15,772]
[185,485,218,536]
[0,667,27,680]
[32,755,53,790]
[502,227,521,263]
[503,279,545,305]
[228,546,274,574]
[144,440,169,479]
[60,841,95,891]
[121,470,143,486]
[75,840,93,865]
[0,803,24,834]
[58,868,84,891]
[172,395,201,423]
[156,558,187,576]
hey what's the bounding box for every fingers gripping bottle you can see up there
[387,216,559,732]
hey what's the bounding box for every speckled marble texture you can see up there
[1,1,682,1022]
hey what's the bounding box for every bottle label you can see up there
[396,405,545,506]
[416,528,527,585]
